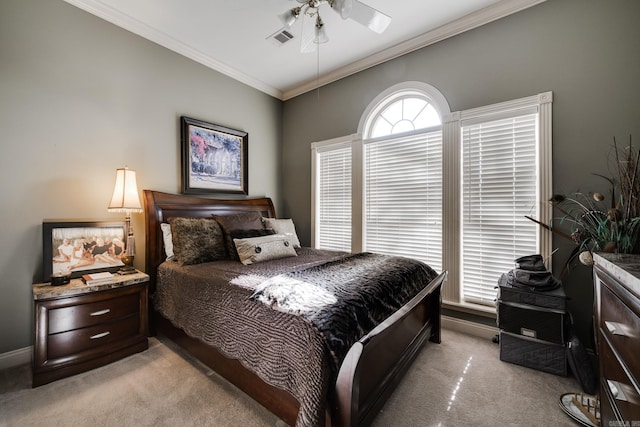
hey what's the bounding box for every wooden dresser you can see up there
[32,271,149,387]
[593,253,640,424]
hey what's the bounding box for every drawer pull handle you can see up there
[90,331,110,340]
[90,309,111,316]
[604,321,626,336]
[606,379,636,403]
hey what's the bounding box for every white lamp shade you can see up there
[108,168,142,212]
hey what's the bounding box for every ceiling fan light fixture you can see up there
[331,0,353,19]
[279,6,301,28]
[313,15,329,44]
[270,0,390,52]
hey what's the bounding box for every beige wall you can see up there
[281,0,640,346]
[0,0,282,353]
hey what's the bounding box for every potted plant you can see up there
[529,137,640,270]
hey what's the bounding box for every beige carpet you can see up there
[0,329,579,426]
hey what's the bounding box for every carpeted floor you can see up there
[0,329,579,426]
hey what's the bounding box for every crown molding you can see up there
[282,0,547,100]
[65,0,545,101]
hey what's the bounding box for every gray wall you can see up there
[281,0,640,346]
[0,0,282,353]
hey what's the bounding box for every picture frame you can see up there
[42,220,128,281]
[181,116,248,195]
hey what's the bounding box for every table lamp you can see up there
[108,166,142,272]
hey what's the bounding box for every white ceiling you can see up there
[64,0,545,100]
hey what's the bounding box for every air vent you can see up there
[268,29,294,46]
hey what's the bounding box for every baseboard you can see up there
[442,315,498,341]
[0,346,31,370]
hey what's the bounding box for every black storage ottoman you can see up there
[496,271,568,376]
[499,331,567,376]
[497,300,566,344]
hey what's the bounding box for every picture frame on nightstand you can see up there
[42,220,129,281]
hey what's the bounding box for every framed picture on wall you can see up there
[180,116,248,195]
[42,220,128,281]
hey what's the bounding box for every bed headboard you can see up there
[143,190,276,290]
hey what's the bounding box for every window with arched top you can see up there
[313,83,449,268]
[359,86,447,271]
[367,95,442,138]
[312,84,552,311]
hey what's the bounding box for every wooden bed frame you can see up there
[143,190,445,426]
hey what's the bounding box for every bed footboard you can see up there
[332,271,446,426]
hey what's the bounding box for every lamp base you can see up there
[118,255,136,274]
[117,266,137,275]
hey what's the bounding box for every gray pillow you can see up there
[213,212,265,259]
[169,217,226,265]
[228,228,275,260]
[234,234,297,265]
[262,217,301,248]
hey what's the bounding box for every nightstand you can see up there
[32,271,149,387]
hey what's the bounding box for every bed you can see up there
[143,190,446,427]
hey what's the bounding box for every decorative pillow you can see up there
[262,217,301,248]
[228,228,275,260]
[168,217,226,265]
[160,223,175,260]
[234,234,298,266]
[213,212,265,259]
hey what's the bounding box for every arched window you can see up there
[357,83,449,270]
[367,94,442,138]
[312,84,552,311]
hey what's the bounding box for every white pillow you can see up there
[233,234,297,265]
[160,223,175,260]
[262,218,301,248]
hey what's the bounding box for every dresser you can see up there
[32,271,149,387]
[593,253,640,424]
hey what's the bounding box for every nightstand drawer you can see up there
[599,333,640,421]
[48,293,140,334]
[600,284,640,375]
[47,314,140,359]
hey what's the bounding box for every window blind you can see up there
[461,114,539,306]
[364,131,442,269]
[317,144,352,252]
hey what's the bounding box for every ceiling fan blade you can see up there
[300,12,316,53]
[331,0,353,19]
[349,0,391,34]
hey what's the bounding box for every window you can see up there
[314,141,352,252]
[364,116,443,269]
[461,113,539,305]
[312,84,552,312]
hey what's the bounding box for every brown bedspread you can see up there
[153,248,436,426]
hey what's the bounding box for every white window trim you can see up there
[311,134,359,249]
[311,86,553,316]
[442,91,553,309]
[358,81,452,136]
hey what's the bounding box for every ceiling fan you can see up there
[270,0,391,53]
